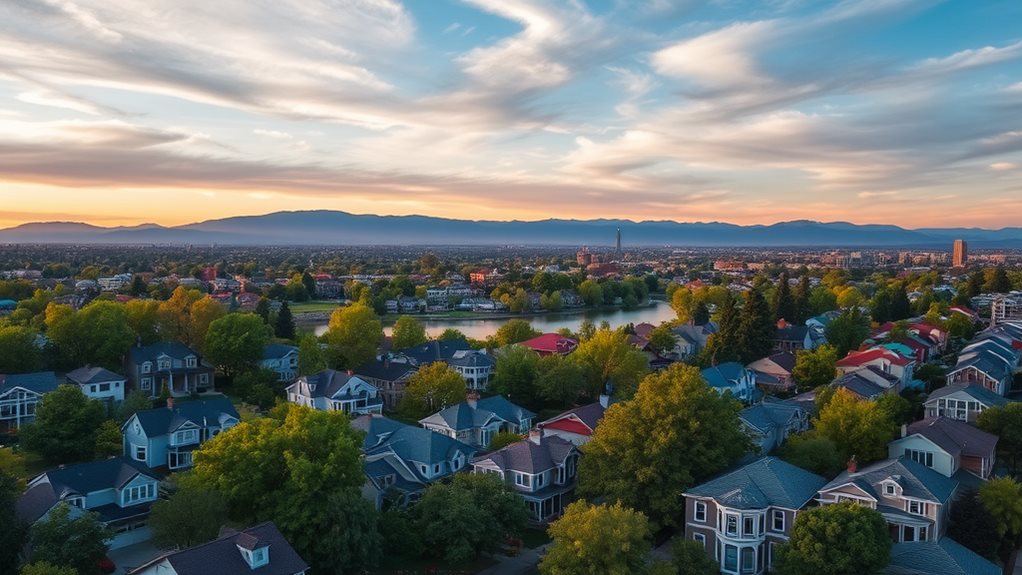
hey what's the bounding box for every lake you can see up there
[312,301,677,339]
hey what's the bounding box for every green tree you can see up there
[1,471,26,574]
[233,369,281,410]
[276,488,380,573]
[648,324,678,356]
[28,503,112,575]
[19,562,77,575]
[399,362,466,420]
[578,279,604,307]
[772,271,796,322]
[302,272,317,299]
[324,303,383,368]
[775,503,890,575]
[738,288,774,363]
[809,286,838,315]
[978,403,1022,476]
[150,485,229,549]
[791,345,837,391]
[275,301,296,340]
[825,309,870,357]
[391,316,427,350]
[793,275,812,324]
[572,328,649,399]
[21,384,105,463]
[577,319,597,342]
[0,326,41,373]
[537,355,587,407]
[540,501,651,575]
[438,328,467,341]
[117,390,154,422]
[489,431,524,450]
[708,291,741,363]
[985,267,1013,293]
[297,334,327,376]
[671,288,696,323]
[204,313,271,375]
[255,297,271,324]
[494,319,540,347]
[948,488,1001,560]
[652,538,720,575]
[94,420,123,458]
[124,299,161,345]
[813,388,897,463]
[411,473,528,564]
[875,392,915,426]
[45,301,135,369]
[579,364,750,529]
[779,434,844,477]
[490,345,541,408]
[979,477,1022,571]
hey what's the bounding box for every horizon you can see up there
[1,1,1022,229]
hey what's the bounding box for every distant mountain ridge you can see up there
[1,210,1020,247]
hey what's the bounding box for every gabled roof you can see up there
[397,338,473,365]
[447,350,496,368]
[886,538,1000,575]
[354,359,416,382]
[684,456,827,510]
[831,371,887,400]
[519,333,579,354]
[540,401,607,434]
[472,435,576,474]
[902,417,998,459]
[837,347,912,368]
[286,369,378,401]
[353,415,475,482]
[702,362,750,389]
[261,344,297,360]
[127,341,200,364]
[66,366,125,385]
[420,395,535,432]
[749,351,796,374]
[926,383,1008,407]
[18,457,159,523]
[821,457,958,504]
[0,372,59,396]
[740,398,806,434]
[129,522,309,575]
[129,396,239,437]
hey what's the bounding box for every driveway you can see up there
[107,541,163,575]
[477,545,548,575]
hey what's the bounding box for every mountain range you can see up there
[1,211,1021,247]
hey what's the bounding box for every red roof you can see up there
[520,333,579,355]
[837,347,911,368]
[543,417,593,436]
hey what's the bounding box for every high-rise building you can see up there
[615,228,621,255]
[953,239,968,267]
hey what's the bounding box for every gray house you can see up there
[129,522,308,575]
[124,342,215,398]
[122,397,239,471]
[420,392,535,449]
[0,372,59,431]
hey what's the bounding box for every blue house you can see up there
[702,363,757,403]
[0,372,60,431]
[122,397,239,471]
[419,393,535,448]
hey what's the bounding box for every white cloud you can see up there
[991,162,1018,171]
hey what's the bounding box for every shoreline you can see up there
[294,301,661,325]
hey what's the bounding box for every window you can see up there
[90,385,97,393]
[157,360,170,370]
[67,496,85,508]
[771,510,785,532]
[907,500,926,516]
[743,516,755,537]
[725,514,738,536]
[433,464,440,474]
[918,526,928,541]
[133,445,147,462]
[186,357,197,368]
[173,429,199,444]
[884,483,896,495]
[694,501,707,523]
[140,377,152,390]
[515,473,531,488]
[741,547,755,574]
[420,465,428,476]
[199,373,209,384]
[123,483,154,505]
[724,545,738,571]
[142,362,152,374]
[693,533,706,547]
[169,451,193,469]
[98,383,110,392]
[905,449,934,468]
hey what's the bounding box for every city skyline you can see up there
[1,0,1022,229]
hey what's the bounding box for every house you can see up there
[17,457,160,550]
[122,397,240,470]
[129,522,308,575]
[924,383,1008,423]
[773,320,814,352]
[538,395,610,446]
[816,456,958,543]
[945,336,1019,396]
[472,429,579,523]
[671,322,718,359]
[393,338,474,366]
[831,366,901,400]
[740,398,809,454]
[285,369,383,415]
[884,538,1000,575]
[0,372,59,430]
[519,334,579,356]
[352,414,475,508]
[355,359,416,412]
[66,367,126,405]
[259,344,298,383]
[888,417,998,480]
[746,351,796,392]
[683,457,828,575]
[448,349,496,391]
[419,392,535,448]
[701,363,757,403]
[125,342,215,398]
[836,347,916,392]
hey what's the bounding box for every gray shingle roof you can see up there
[684,456,827,510]
[66,366,124,385]
[0,372,59,395]
[288,369,378,401]
[740,399,805,434]
[448,350,496,368]
[926,383,1008,407]
[904,417,998,459]
[831,371,886,399]
[17,457,160,523]
[261,344,297,360]
[127,342,200,364]
[423,395,535,432]
[540,401,607,432]
[354,415,475,472]
[397,338,473,365]
[886,538,1000,575]
[471,435,576,474]
[130,522,309,575]
[355,360,416,382]
[130,396,239,437]
[821,457,958,504]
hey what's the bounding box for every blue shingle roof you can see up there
[130,396,239,437]
[701,362,748,389]
[0,372,59,395]
[354,415,475,481]
[685,456,828,510]
[261,344,297,360]
[37,456,158,498]
[822,457,958,504]
[886,538,1000,575]
[926,383,1008,407]
[127,342,200,364]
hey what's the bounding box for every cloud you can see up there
[991,162,1018,171]
[443,22,461,34]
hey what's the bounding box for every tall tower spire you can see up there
[616,227,622,256]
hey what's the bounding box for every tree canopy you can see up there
[493,319,540,347]
[775,503,890,575]
[20,384,106,463]
[399,362,466,420]
[28,503,112,575]
[150,484,229,549]
[324,303,383,369]
[490,344,541,408]
[391,315,428,350]
[540,501,651,575]
[791,345,837,392]
[0,471,25,574]
[812,388,897,464]
[572,328,649,399]
[0,326,42,373]
[204,312,271,375]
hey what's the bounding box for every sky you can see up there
[1,0,1021,230]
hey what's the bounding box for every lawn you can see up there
[0,446,48,484]
[371,554,497,575]
[289,300,344,313]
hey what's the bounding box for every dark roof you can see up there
[127,341,201,364]
[740,398,806,434]
[355,415,475,473]
[261,344,297,360]
[66,366,124,385]
[904,417,998,459]
[831,371,886,399]
[398,338,473,365]
[0,372,59,395]
[130,396,239,437]
[354,360,416,382]
[775,325,809,342]
[472,435,576,474]
[130,522,309,575]
[926,383,1008,407]
[701,362,749,389]
[287,369,381,403]
[886,538,1000,575]
[685,456,827,510]
[448,350,496,368]
[765,351,796,372]
[18,457,159,523]
[822,457,958,504]
[422,395,536,432]
[540,401,607,432]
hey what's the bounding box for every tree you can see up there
[21,385,105,463]
[438,328,467,341]
[0,326,41,373]
[812,388,897,463]
[275,301,296,340]
[399,362,466,420]
[537,355,587,407]
[124,299,161,344]
[204,313,271,375]
[150,485,229,549]
[648,324,678,356]
[19,563,76,575]
[28,503,112,575]
[946,313,977,340]
[979,477,1022,572]
[490,345,541,408]
[571,329,649,399]
[708,291,741,363]
[187,297,228,352]
[541,290,563,311]
[978,403,1022,476]
[836,286,864,310]
[255,297,271,324]
[772,271,796,322]
[692,301,711,325]
[391,315,427,350]
[809,286,838,315]
[779,434,844,477]
[793,275,812,324]
[276,488,380,573]
[45,301,135,369]
[324,303,383,368]
[579,279,604,307]
[412,473,528,564]
[985,267,1013,293]
[671,288,696,323]
[297,334,327,376]
[825,309,870,357]
[489,431,524,450]
[117,390,154,422]
[0,471,26,575]
[738,288,775,363]
[233,369,281,409]
[540,501,651,575]
[579,364,750,529]
[775,503,890,575]
[302,271,317,299]
[157,287,205,343]
[94,420,123,458]
[494,319,540,347]
[577,319,597,342]
[791,345,837,391]
[948,488,1000,560]
[652,538,720,575]
[875,392,915,426]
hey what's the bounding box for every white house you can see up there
[0,372,59,431]
[259,344,299,382]
[66,366,126,405]
[447,350,496,391]
[701,363,756,403]
[286,369,384,415]
[122,397,239,470]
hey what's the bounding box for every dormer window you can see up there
[186,356,197,368]
[66,496,85,508]
[884,483,896,496]
[157,359,171,371]
[142,362,152,374]
[238,544,270,569]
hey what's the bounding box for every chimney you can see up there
[167,397,174,410]
[529,425,543,445]
[901,424,907,438]
[777,318,788,329]
[599,394,610,409]
[847,455,857,474]
[347,369,354,376]
[466,391,479,409]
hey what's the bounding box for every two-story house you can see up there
[259,344,298,383]
[285,369,383,415]
[740,398,810,454]
[448,350,496,391]
[471,428,578,523]
[66,366,126,406]
[352,414,475,508]
[17,457,161,549]
[392,338,474,367]
[122,397,240,471]
[702,363,756,403]
[836,347,916,393]
[816,456,958,544]
[538,395,611,446]
[683,457,828,575]
[125,342,215,398]
[0,372,59,431]
[355,359,416,412]
[746,352,796,392]
[923,383,1008,423]
[670,322,718,360]
[888,417,998,480]
[773,320,814,352]
[831,366,901,400]
[129,522,309,575]
[945,337,1019,396]
[419,392,535,449]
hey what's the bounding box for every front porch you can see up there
[524,485,576,524]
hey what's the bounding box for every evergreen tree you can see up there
[692,301,711,326]
[275,301,295,340]
[985,266,1013,293]
[255,297,270,324]
[302,272,317,299]
[738,288,774,363]
[966,271,985,297]
[793,274,812,324]
[771,271,796,323]
[889,283,912,321]
[708,291,740,363]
